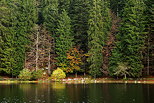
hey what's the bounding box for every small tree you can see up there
[18,69,32,80]
[114,62,131,79]
[61,47,84,77]
[31,69,44,80]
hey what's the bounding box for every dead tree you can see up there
[25,25,54,74]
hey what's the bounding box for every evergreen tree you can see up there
[143,0,154,75]
[0,0,16,75]
[58,0,70,13]
[69,0,90,51]
[101,0,112,41]
[43,0,74,68]
[100,0,112,75]
[42,0,59,70]
[110,0,125,16]
[43,0,59,35]
[109,0,146,77]
[87,0,105,77]
[0,0,37,76]
[11,0,37,76]
[55,10,73,67]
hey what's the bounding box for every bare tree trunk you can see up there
[48,51,51,75]
[147,35,150,75]
[75,72,77,78]
[24,53,26,69]
[25,26,53,71]
[36,26,39,71]
[52,38,55,69]
[124,74,126,80]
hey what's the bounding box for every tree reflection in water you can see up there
[0,83,154,103]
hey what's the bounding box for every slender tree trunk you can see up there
[48,51,51,75]
[147,35,150,75]
[84,72,86,77]
[75,72,77,78]
[24,53,26,69]
[116,1,119,17]
[53,38,55,69]
[124,74,126,80]
[36,27,39,71]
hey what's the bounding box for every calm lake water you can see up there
[0,83,154,103]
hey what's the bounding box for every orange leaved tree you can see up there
[65,47,84,77]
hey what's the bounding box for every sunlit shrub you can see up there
[18,69,32,80]
[32,69,44,80]
[51,68,66,80]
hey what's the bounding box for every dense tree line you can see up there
[0,0,153,78]
[0,0,37,76]
[109,0,146,78]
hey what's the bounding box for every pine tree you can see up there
[101,0,112,41]
[11,0,37,76]
[43,0,74,69]
[55,10,73,67]
[109,0,146,77]
[0,0,37,76]
[87,0,105,77]
[143,0,154,75]
[43,0,59,35]
[110,0,125,16]
[69,0,90,51]
[58,0,70,13]
[100,0,112,75]
[0,0,16,75]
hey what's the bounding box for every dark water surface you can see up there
[0,83,154,103]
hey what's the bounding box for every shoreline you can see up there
[61,78,154,84]
[0,77,154,84]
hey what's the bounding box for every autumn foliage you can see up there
[61,47,84,73]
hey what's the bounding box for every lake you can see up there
[0,83,154,103]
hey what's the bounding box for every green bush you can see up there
[32,69,43,80]
[18,69,32,80]
[114,62,131,79]
[51,68,66,80]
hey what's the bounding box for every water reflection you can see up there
[52,83,66,90]
[0,83,154,103]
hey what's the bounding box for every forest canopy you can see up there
[0,0,153,78]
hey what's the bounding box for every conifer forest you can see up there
[0,0,154,78]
